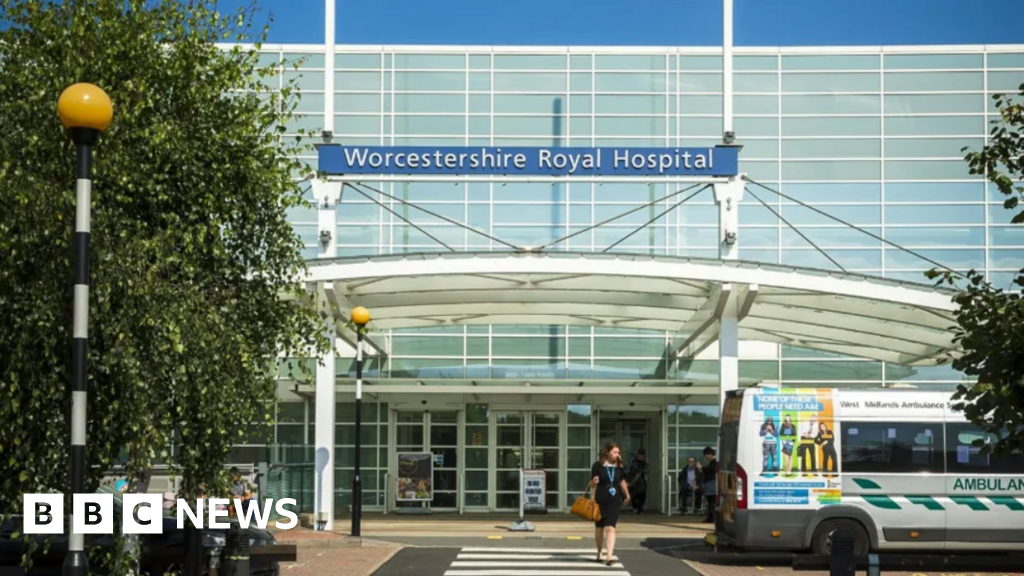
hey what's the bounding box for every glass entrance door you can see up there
[598,416,662,512]
[428,412,459,510]
[600,420,649,458]
[530,413,562,510]
[394,412,425,510]
[392,410,460,511]
[598,416,647,467]
[493,411,524,510]
[619,421,647,458]
[491,411,565,511]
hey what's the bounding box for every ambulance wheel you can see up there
[811,519,869,555]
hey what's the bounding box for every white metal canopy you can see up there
[305,251,961,367]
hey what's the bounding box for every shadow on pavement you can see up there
[640,539,792,566]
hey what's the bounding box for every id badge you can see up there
[608,487,617,496]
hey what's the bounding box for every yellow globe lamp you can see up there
[57,83,113,132]
[351,306,371,326]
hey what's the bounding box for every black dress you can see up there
[591,461,624,528]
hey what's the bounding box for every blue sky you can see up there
[229,0,1024,46]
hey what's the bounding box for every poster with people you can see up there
[396,452,433,502]
[750,388,841,507]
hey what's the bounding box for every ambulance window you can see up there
[841,421,944,474]
[945,423,1024,474]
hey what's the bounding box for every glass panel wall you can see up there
[463,404,490,509]
[667,402,720,512]
[565,405,594,507]
[532,413,562,510]
[336,402,389,509]
[259,46,994,479]
[429,412,459,509]
[394,411,425,509]
[494,412,524,510]
[282,45,1008,292]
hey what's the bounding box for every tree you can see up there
[928,85,1024,455]
[0,0,324,569]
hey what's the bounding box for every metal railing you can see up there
[265,463,315,514]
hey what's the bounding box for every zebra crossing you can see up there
[443,547,630,576]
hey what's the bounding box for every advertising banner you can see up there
[396,452,433,502]
[522,470,547,511]
[749,388,841,508]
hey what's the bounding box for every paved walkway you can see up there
[269,529,1024,576]
[683,560,1023,576]
[269,514,708,576]
[277,512,711,541]
[282,545,402,576]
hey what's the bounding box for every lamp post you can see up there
[350,306,371,537]
[56,83,113,576]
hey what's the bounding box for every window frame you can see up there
[840,419,945,474]
[944,422,1024,475]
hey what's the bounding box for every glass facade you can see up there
[273,45,1011,385]
[248,45,1024,511]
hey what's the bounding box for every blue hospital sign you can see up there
[318,145,739,177]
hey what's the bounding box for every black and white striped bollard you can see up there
[57,82,113,576]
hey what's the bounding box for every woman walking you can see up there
[590,443,630,565]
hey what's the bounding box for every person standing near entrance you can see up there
[590,443,630,566]
[230,467,252,516]
[626,449,649,514]
[701,447,718,523]
[678,457,703,513]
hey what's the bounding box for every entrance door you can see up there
[598,415,662,512]
[394,412,426,510]
[428,412,459,510]
[530,413,562,511]
[599,420,649,457]
[493,411,524,510]
[391,411,460,511]
[491,411,564,512]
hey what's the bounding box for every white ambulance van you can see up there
[714,387,1024,554]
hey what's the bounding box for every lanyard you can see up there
[605,465,615,484]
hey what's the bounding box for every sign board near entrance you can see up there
[318,146,739,177]
[523,469,546,511]
[396,452,433,502]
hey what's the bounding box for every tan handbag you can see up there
[570,485,601,522]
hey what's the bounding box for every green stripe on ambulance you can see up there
[851,477,1024,511]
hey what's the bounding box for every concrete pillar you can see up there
[719,298,739,410]
[714,176,745,411]
[313,325,336,531]
[312,175,341,530]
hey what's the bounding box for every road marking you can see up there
[452,562,624,568]
[446,547,631,576]
[487,536,504,540]
[461,548,611,554]
[456,554,618,560]
[566,536,583,541]
[445,572,629,576]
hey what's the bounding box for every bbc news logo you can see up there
[22,494,299,534]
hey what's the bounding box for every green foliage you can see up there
[0,0,325,566]
[928,82,1024,455]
